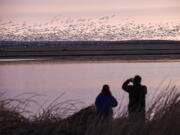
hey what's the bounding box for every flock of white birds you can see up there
[0,15,180,41]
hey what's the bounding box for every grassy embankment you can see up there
[0,87,179,135]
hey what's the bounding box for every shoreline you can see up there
[1,40,180,64]
[1,57,180,65]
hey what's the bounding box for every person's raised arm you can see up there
[122,78,133,93]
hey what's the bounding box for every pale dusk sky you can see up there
[0,0,180,22]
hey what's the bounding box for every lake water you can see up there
[0,61,180,116]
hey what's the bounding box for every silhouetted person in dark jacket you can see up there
[122,75,147,122]
[92,85,118,135]
[95,84,118,119]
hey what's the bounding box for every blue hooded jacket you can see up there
[95,94,118,117]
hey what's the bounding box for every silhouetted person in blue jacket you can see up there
[93,85,117,135]
[95,84,118,119]
[122,75,147,122]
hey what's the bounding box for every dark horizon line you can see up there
[0,39,180,46]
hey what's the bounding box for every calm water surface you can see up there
[0,61,180,115]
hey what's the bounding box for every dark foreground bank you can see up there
[0,40,180,61]
[0,89,179,135]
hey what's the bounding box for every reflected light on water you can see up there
[0,61,180,114]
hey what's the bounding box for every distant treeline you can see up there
[0,40,180,47]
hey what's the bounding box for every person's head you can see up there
[101,84,112,96]
[133,75,142,85]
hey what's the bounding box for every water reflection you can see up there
[0,61,180,114]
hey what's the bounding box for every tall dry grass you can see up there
[0,87,179,135]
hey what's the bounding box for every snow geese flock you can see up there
[0,15,179,41]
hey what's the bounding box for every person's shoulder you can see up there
[141,85,147,88]
[96,94,102,99]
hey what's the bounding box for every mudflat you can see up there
[0,40,180,62]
